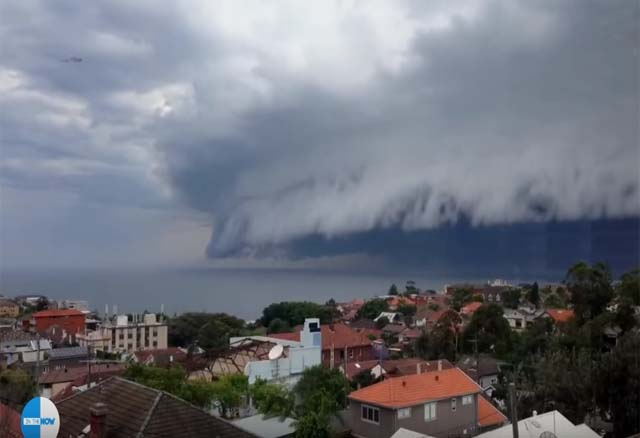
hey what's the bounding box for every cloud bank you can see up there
[0,0,638,266]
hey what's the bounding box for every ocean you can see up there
[0,267,553,320]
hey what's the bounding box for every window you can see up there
[515,320,522,328]
[397,408,411,419]
[350,349,354,359]
[451,397,457,411]
[424,402,437,421]
[496,294,501,302]
[488,295,493,302]
[361,405,380,424]
[462,395,473,405]
[152,341,157,347]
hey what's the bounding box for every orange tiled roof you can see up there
[270,323,375,350]
[546,309,574,323]
[461,302,483,314]
[348,367,481,408]
[478,396,508,427]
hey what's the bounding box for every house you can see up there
[270,322,377,368]
[375,312,403,324]
[48,346,89,370]
[475,409,598,438]
[337,299,365,321]
[415,309,461,330]
[232,318,322,386]
[55,376,257,437]
[543,309,575,325]
[133,347,187,366]
[398,328,422,344]
[457,355,501,389]
[348,367,505,438]
[77,313,168,354]
[387,296,416,311]
[0,330,50,365]
[382,324,406,337]
[38,363,126,399]
[33,309,86,344]
[460,302,483,317]
[344,358,454,381]
[502,308,544,332]
[0,299,19,318]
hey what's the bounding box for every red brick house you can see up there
[34,309,85,343]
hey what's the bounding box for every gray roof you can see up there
[234,415,295,438]
[57,377,257,438]
[48,346,88,360]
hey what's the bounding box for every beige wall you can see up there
[0,304,19,318]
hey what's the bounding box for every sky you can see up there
[0,0,638,275]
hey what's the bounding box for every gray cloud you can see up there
[0,0,638,266]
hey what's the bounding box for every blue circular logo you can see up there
[21,397,60,438]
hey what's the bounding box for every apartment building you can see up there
[77,313,167,354]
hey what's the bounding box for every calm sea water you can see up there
[0,268,551,320]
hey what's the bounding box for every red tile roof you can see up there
[0,403,22,438]
[546,309,575,323]
[348,367,481,408]
[461,302,483,315]
[344,358,454,379]
[38,363,125,384]
[270,323,375,350]
[34,309,84,318]
[478,396,508,427]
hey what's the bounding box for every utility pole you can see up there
[509,382,519,438]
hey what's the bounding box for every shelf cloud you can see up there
[1,0,638,267]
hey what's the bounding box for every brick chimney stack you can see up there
[90,402,108,438]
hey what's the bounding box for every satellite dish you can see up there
[268,344,284,360]
[355,363,361,369]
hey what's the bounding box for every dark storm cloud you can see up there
[0,0,638,268]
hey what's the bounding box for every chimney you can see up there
[532,410,537,417]
[435,375,439,382]
[417,363,422,374]
[90,402,108,438]
[437,360,442,371]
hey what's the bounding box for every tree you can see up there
[535,349,595,425]
[357,298,389,320]
[565,261,614,322]
[375,316,390,330]
[253,366,350,438]
[595,331,640,437]
[451,288,473,311]
[123,364,218,408]
[618,268,640,306]
[35,297,49,311]
[267,318,292,334]
[527,282,540,307]
[169,313,245,350]
[260,302,336,328]
[463,304,512,357]
[414,331,431,360]
[396,303,416,317]
[388,284,399,296]
[251,379,294,418]
[0,368,35,407]
[211,374,249,418]
[502,289,522,309]
[405,280,418,295]
[294,366,350,411]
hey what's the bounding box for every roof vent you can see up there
[435,375,439,381]
[402,380,406,387]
